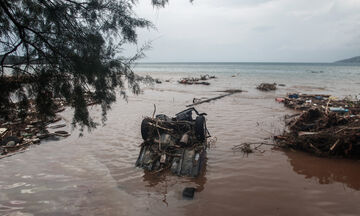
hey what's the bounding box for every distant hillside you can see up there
[335,56,360,63]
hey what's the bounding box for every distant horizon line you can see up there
[137,61,342,64]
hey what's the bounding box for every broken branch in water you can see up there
[232,142,276,154]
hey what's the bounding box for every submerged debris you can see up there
[183,187,196,199]
[233,143,253,154]
[257,83,277,91]
[136,108,210,177]
[276,93,360,158]
[232,142,273,155]
[200,74,216,80]
[310,70,324,74]
[179,78,210,85]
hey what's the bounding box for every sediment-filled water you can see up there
[1,62,360,215]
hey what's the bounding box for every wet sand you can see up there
[0,78,360,215]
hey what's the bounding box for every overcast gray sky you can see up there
[133,0,360,62]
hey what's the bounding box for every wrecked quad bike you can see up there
[135,108,210,177]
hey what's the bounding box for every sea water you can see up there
[1,62,360,215]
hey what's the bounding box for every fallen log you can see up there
[216,89,243,94]
[186,93,233,107]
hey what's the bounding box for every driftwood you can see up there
[330,139,340,152]
[276,94,360,157]
[186,89,243,107]
[187,93,232,107]
[217,89,244,94]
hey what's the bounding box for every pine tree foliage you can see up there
[0,0,176,131]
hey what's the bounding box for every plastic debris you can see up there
[275,98,285,103]
[182,187,196,199]
[329,107,349,113]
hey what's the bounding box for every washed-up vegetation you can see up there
[275,93,360,158]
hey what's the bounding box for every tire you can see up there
[195,116,206,141]
[141,118,151,140]
[1,136,20,146]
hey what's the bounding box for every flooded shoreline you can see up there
[1,62,360,215]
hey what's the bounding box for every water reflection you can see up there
[285,150,360,190]
[141,159,208,202]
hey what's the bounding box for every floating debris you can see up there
[233,143,253,154]
[183,187,196,199]
[257,83,277,91]
[178,74,216,85]
[217,89,243,94]
[54,130,70,137]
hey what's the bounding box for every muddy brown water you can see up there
[1,83,360,216]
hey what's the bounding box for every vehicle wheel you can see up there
[1,136,20,146]
[195,116,206,141]
[141,118,151,140]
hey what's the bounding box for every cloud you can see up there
[133,0,360,62]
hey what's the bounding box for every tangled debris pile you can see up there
[0,99,71,156]
[257,83,277,91]
[136,108,210,177]
[275,93,360,158]
[178,74,216,85]
[0,90,103,157]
